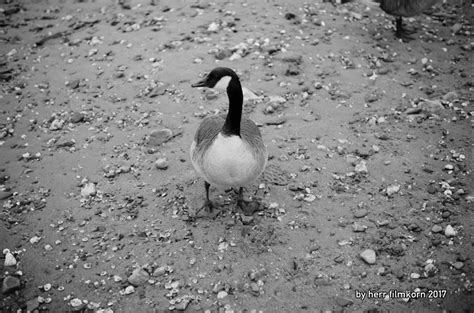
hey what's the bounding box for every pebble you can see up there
[353,208,368,218]
[452,262,464,270]
[4,251,17,267]
[431,225,443,233]
[410,273,420,279]
[153,266,166,277]
[81,182,96,197]
[124,285,135,295]
[2,275,21,294]
[70,112,85,123]
[360,249,376,265]
[354,161,368,174]
[335,296,354,307]
[30,236,41,244]
[241,215,254,225]
[155,158,169,170]
[26,298,40,312]
[146,129,173,146]
[444,225,457,237]
[217,290,228,299]
[128,268,150,286]
[352,223,367,232]
[386,184,400,196]
[70,298,83,308]
[0,191,13,200]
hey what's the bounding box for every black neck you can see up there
[221,77,243,137]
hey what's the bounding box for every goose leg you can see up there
[395,17,415,41]
[195,181,216,216]
[236,187,262,216]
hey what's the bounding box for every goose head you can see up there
[191,67,238,91]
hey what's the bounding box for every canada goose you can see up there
[378,0,442,39]
[190,67,267,215]
[344,0,442,40]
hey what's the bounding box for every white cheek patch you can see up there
[214,76,232,90]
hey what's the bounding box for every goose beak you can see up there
[191,77,208,88]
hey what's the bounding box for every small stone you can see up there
[175,298,191,310]
[452,262,464,270]
[4,252,17,267]
[26,298,40,312]
[153,266,166,277]
[352,223,367,232]
[335,296,354,307]
[0,191,13,200]
[70,298,83,308]
[128,268,150,286]
[250,282,260,293]
[241,215,254,225]
[444,225,457,237]
[360,249,376,265]
[354,161,368,174]
[81,182,96,197]
[155,158,169,170]
[124,285,135,295]
[147,129,173,146]
[2,276,21,294]
[410,273,420,279]
[431,225,443,233]
[70,112,85,123]
[217,290,228,299]
[30,236,41,244]
[386,184,400,196]
[353,209,368,218]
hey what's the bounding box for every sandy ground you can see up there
[1,0,473,312]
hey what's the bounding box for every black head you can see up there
[191,67,239,89]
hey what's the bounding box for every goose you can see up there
[190,67,267,216]
[343,0,442,40]
[378,0,442,40]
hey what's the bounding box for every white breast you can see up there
[195,133,263,189]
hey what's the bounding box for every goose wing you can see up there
[240,118,267,161]
[194,115,224,146]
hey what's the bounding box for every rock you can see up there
[353,208,368,218]
[410,273,420,279]
[4,251,17,267]
[70,298,84,309]
[175,298,191,310]
[444,225,457,237]
[128,268,150,286]
[354,161,368,174]
[352,223,367,232]
[217,290,228,299]
[153,266,166,277]
[431,225,443,233]
[442,91,459,102]
[452,262,464,270]
[0,191,13,200]
[81,182,96,197]
[26,298,40,312]
[70,112,85,123]
[146,129,173,146]
[451,23,463,34]
[124,285,135,295]
[335,296,354,307]
[2,275,21,294]
[386,184,400,196]
[360,249,376,265]
[241,215,254,225]
[155,158,169,170]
